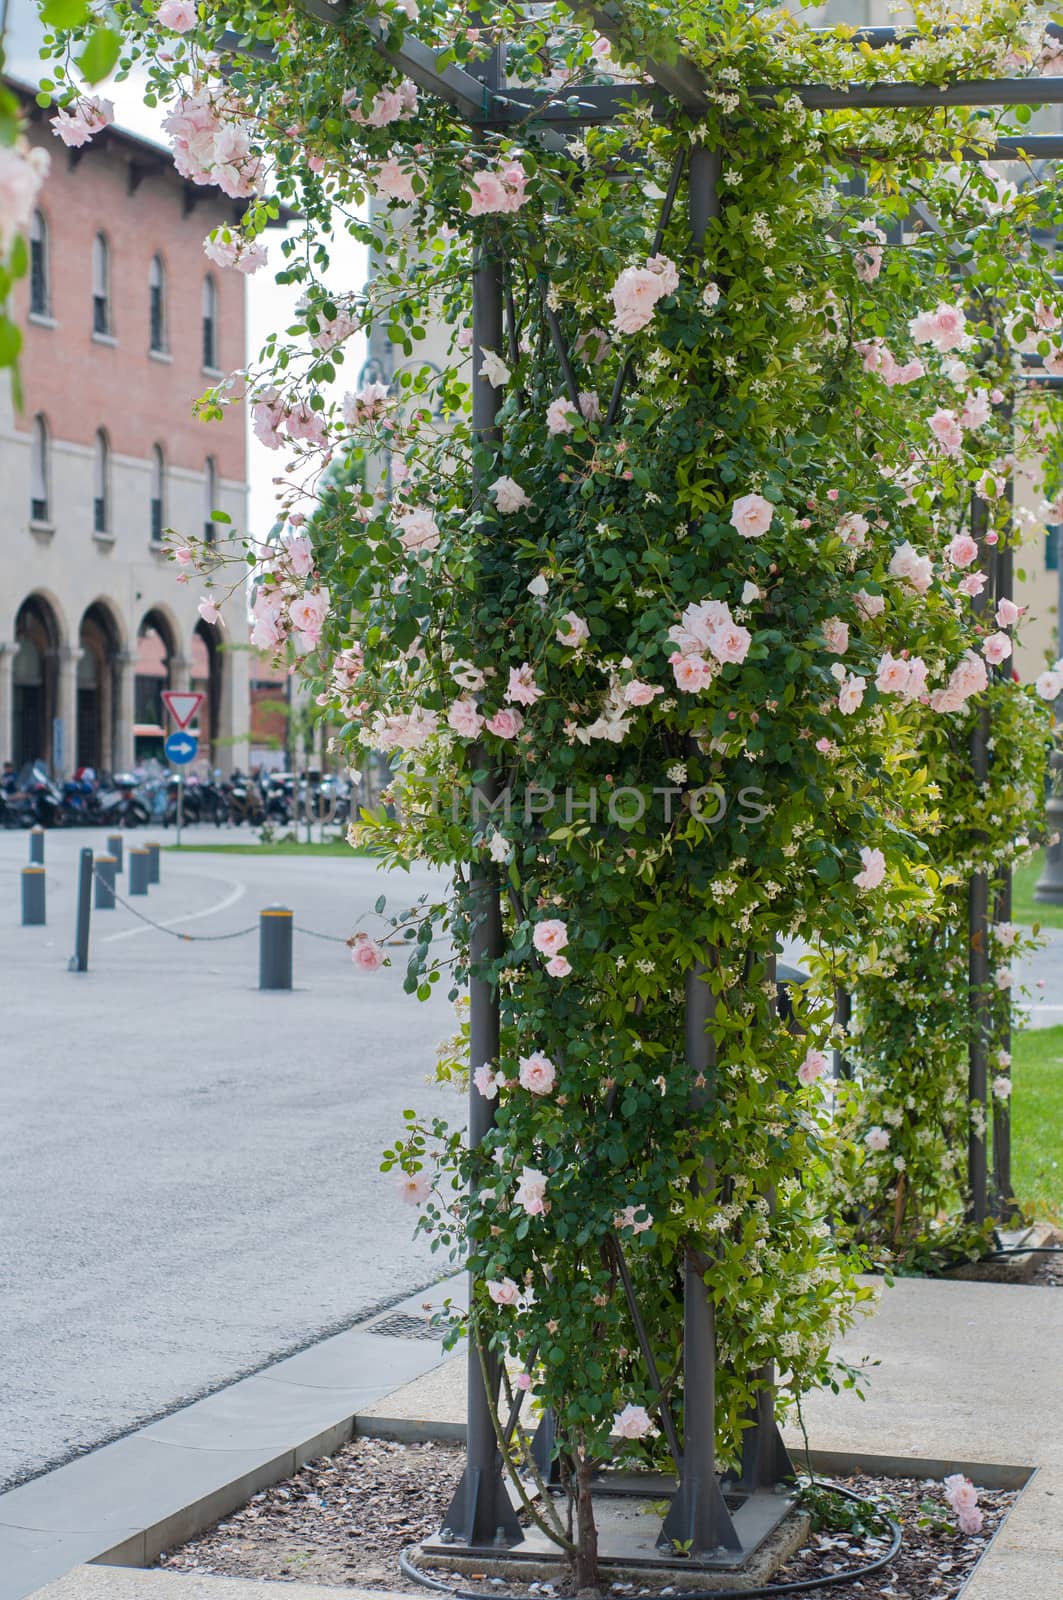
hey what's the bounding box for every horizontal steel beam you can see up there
[480,82,670,126]
[583,3,710,111]
[774,77,1063,109]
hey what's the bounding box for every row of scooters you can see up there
[0,762,356,830]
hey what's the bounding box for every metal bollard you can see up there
[107,834,124,873]
[128,848,150,895]
[259,906,293,991]
[69,847,93,973]
[145,841,161,885]
[95,855,117,910]
[29,827,44,865]
[21,866,45,925]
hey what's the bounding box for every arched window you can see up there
[149,255,166,353]
[202,274,218,370]
[204,456,217,544]
[92,233,110,336]
[94,430,110,534]
[30,211,49,318]
[151,445,165,543]
[30,416,49,523]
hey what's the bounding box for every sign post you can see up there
[161,692,204,849]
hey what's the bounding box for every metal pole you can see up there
[128,848,150,895]
[177,772,183,847]
[94,854,117,910]
[968,494,991,1225]
[146,840,161,885]
[21,866,45,925]
[992,468,1016,1220]
[69,846,93,973]
[107,833,123,873]
[440,23,521,1554]
[661,142,739,1559]
[29,827,44,865]
[833,986,853,1080]
[259,906,294,990]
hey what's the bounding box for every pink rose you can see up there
[864,1126,890,1152]
[51,95,115,149]
[1036,669,1063,700]
[961,389,991,429]
[545,954,571,978]
[837,673,865,715]
[288,589,329,646]
[822,618,849,654]
[610,264,668,334]
[395,507,441,554]
[485,707,524,739]
[853,846,886,890]
[518,1052,557,1095]
[198,596,223,626]
[373,157,417,204]
[855,590,885,620]
[514,1165,548,1216]
[473,1064,499,1099]
[533,919,569,957]
[157,0,197,31]
[174,546,193,566]
[447,697,485,738]
[959,572,988,597]
[889,542,933,595]
[875,652,911,695]
[489,476,531,514]
[351,934,384,972]
[506,664,542,706]
[672,653,713,693]
[707,622,752,665]
[995,598,1021,627]
[285,532,314,577]
[948,534,979,568]
[613,1404,653,1439]
[546,397,578,435]
[910,302,968,352]
[929,408,964,455]
[557,612,590,648]
[730,492,774,539]
[623,680,662,706]
[837,513,869,547]
[397,1171,430,1205]
[487,1277,520,1306]
[615,1205,653,1235]
[798,1048,828,1087]
[983,632,1012,666]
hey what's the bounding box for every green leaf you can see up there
[41,0,91,26]
[76,25,121,84]
[0,318,23,367]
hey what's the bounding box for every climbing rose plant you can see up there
[18,0,1062,1578]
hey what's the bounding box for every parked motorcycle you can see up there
[94,773,151,828]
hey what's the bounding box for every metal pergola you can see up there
[282,0,1057,1569]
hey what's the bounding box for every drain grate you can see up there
[369,1311,443,1341]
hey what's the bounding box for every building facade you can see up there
[0,85,252,777]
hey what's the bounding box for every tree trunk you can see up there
[573,1448,600,1592]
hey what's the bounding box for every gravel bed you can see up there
[155,1438,1017,1598]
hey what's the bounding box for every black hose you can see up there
[399,1483,902,1600]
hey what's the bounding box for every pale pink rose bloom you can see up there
[546,397,578,435]
[624,680,662,706]
[610,265,667,333]
[515,1371,532,1391]
[951,651,988,698]
[285,403,329,447]
[929,686,966,714]
[557,612,590,648]
[285,532,314,577]
[396,507,441,554]
[174,546,194,566]
[855,338,889,374]
[1037,298,1063,331]
[855,590,885,620]
[1042,36,1063,75]
[519,1052,557,1095]
[702,281,721,309]
[837,513,869,546]
[351,934,384,972]
[466,170,507,213]
[485,707,524,739]
[855,243,882,283]
[837,674,865,715]
[679,599,733,645]
[944,1476,980,1516]
[646,253,679,294]
[929,408,964,455]
[905,657,929,700]
[889,542,933,595]
[343,382,392,426]
[910,302,968,352]
[992,1075,1012,1099]
[473,1064,499,1100]
[250,592,285,651]
[672,653,713,693]
[822,617,849,654]
[730,492,774,538]
[995,966,1013,990]
[864,1126,890,1152]
[615,1205,653,1234]
[447,698,485,739]
[854,846,886,890]
[1035,669,1063,700]
[888,358,925,385]
[157,0,197,31]
[1045,349,1063,377]
[959,572,988,598]
[545,955,571,978]
[489,476,531,514]
[995,598,1021,626]
[948,533,979,568]
[373,158,417,203]
[198,597,223,626]
[487,1277,520,1305]
[958,1508,984,1537]
[961,389,991,429]
[533,919,569,956]
[977,471,1005,500]
[252,389,286,450]
[707,623,752,665]
[514,1166,548,1216]
[876,653,911,695]
[798,1048,828,1087]
[578,390,601,423]
[289,590,329,645]
[506,664,542,706]
[983,632,1012,666]
[51,95,115,149]
[613,1404,653,1439]
[397,1171,430,1205]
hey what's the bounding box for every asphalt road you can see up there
[0,829,460,1491]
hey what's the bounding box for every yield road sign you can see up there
[161,691,205,730]
[165,731,199,765]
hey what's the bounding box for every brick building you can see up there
[0,82,252,777]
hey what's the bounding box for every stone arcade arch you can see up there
[191,618,222,767]
[12,593,64,772]
[76,600,125,774]
[134,606,180,764]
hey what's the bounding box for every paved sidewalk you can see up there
[28,1572,410,1600]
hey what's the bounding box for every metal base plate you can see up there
[421,1472,800,1574]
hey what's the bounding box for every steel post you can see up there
[29,827,44,865]
[21,866,45,925]
[968,495,991,1225]
[128,848,150,895]
[70,847,93,973]
[107,833,123,873]
[259,906,294,990]
[146,841,161,885]
[94,854,117,910]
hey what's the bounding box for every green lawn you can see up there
[1013,1024,1063,1222]
[164,838,372,857]
[1012,853,1063,931]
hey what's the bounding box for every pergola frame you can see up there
[286,0,1050,1568]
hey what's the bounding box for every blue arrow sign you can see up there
[165,731,199,766]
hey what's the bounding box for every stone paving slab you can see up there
[28,1569,412,1600]
[0,1278,464,1600]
